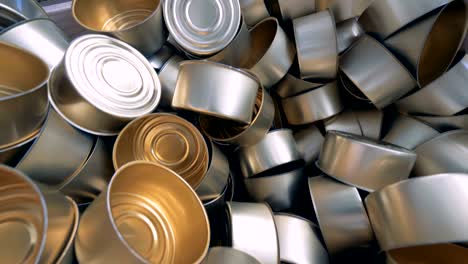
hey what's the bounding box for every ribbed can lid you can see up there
[65,34,161,118]
[163,0,241,56]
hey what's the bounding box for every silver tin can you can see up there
[48,34,161,136]
[163,0,241,56]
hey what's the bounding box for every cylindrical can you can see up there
[113,114,209,189]
[0,165,76,264]
[163,0,241,57]
[48,34,161,136]
[76,161,210,264]
[72,0,167,56]
[0,42,49,149]
[172,60,258,124]
[0,0,47,29]
[16,108,94,186]
[0,18,69,69]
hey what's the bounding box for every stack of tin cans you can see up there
[1,0,468,263]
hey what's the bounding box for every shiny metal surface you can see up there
[148,45,173,71]
[0,18,68,69]
[172,60,258,124]
[0,0,47,28]
[0,42,49,149]
[158,55,183,107]
[396,55,468,115]
[413,130,468,176]
[384,13,438,75]
[336,18,364,54]
[387,244,468,264]
[293,10,338,80]
[308,176,374,254]
[416,0,468,86]
[239,0,269,27]
[196,139,230,202]
[273,0,315,21]
[56,197,79,264]
[0,132,37,166]
[41,0,89,39]
[383,115,439,150]
[0,165,75,264]
[340,35,416,108]
[245,17,295,88]
[414,114,468,132]
[76,161,210,264]
[316,0,372,23]
[358,0,452,39]
[294,125,324,164]
[324,110,362,136]
[355,109,384,140]
[274,213,329,264]
[16,109,93,186]
[163,0,241,56]
[239,129,302,178]
[113,113,209,189]
[59,137,114,203]
[227,202,279,264]
[282,81,343,125]
[200,86,274,146]
[72,0,167,56]
[274,74,323,99]
[318,131,417,192]
[202,247,261,264]
[208,19,251,68]
[365,174,468,251]
[48,34,161,136]
[244,169,304,211]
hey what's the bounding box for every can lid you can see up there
[163,0,241,56]
[65,34,161,118]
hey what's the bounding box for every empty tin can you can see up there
[200,86,274,146]
[318,131,417,192]
[0,165,76,264]
[274,213,329,264]
[340,35,416,108]
[0,42,49,149]
[0,18,69,70]
[239,129,302,178]
[239,0,269,27]
[0,0,47,28]
[16,108,94,186]
[202,247,261,264]
[59,137,114,204]
[282,81,343,125]
[274,74,323,99]
[48,34,161,136]
[113,113,209,189]
[293,10,338,80]
[172,60,258,124]
[227,202,279,264]
[308,176,374,254]
[72,0,167,56]
[76,161,210,263]
[158,54,184,107]
[163,0,241,57]
[245,17,295,88]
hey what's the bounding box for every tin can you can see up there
[72,0,167,56]
[76,161,210,264]
[48,34,161,136]
[163,0,241,57]
[0,42,49,149]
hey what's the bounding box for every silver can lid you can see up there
[65,34,161,118]
[163,0,241,56]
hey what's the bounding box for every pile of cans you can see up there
[1,0,468,263]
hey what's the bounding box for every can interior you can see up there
[0,43,48,98]
[417,0,467,86]
[109,162,209,263]
[0,167,46,264]
[73,0,160,32]
[243,18,278,68]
